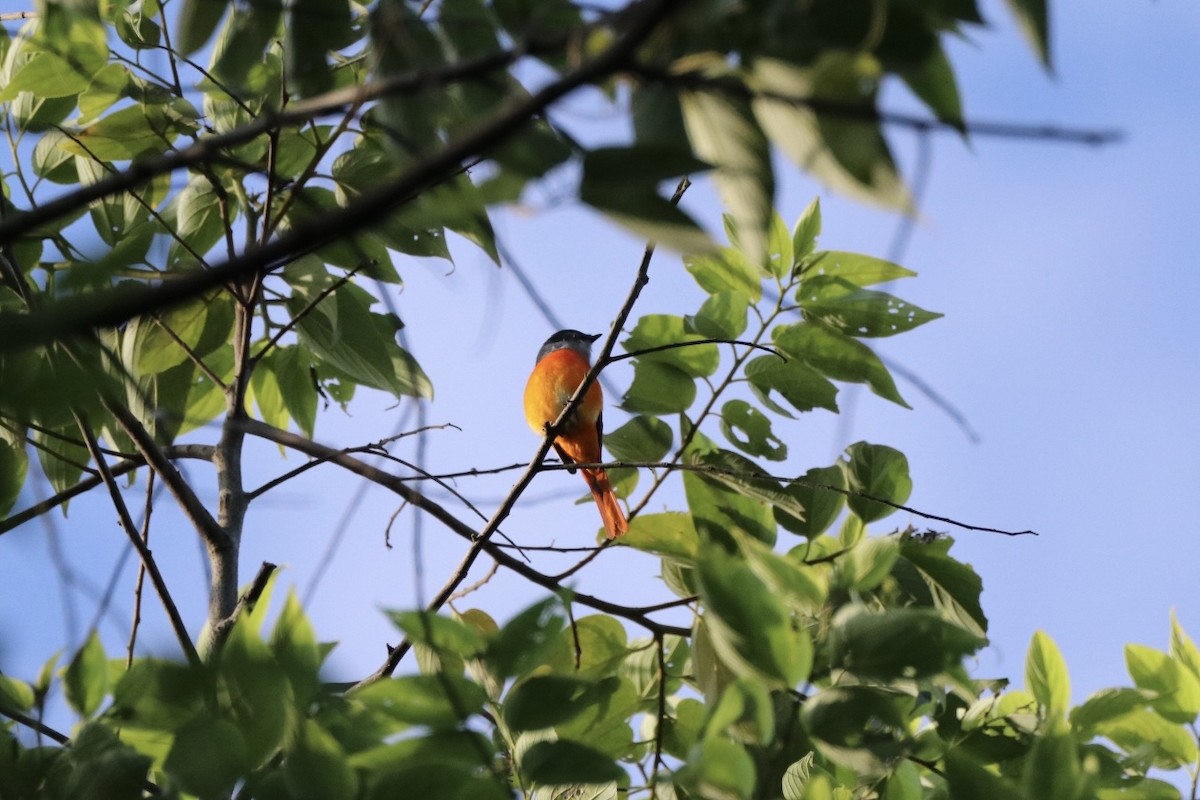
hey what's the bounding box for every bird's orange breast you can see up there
[523,349,602,437]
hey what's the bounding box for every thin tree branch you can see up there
[102,396,227,548]
[126,471,154,668]
[235,419,693,687]
[75,414,200,666]
[0,707,70,745]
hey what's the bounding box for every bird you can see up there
[523,329,628,539]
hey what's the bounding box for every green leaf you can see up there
[843,441,912,523]
[60,723,152,800]
[719,399,786,460]
[350,729,494,771]
[1126,643,1200,724]
[220,618,289,768]
[176,0,229,54]
[164,716,248,798]
[624,315,719,378]
[285,271,431,400]
[688,291,750,340]
[547,614,629,678]
[683,437,776,547]
[111,658,207,731]
[286,0,352,97]
[894,536,987,637]
[269,591,322,707]
[133,298,209,375]
[619,512,698,562]
[245,350,285,429]
[1026,630,1071,718]
[1022,722,1082,800]
[684,250,762,302]
[78,63,129,125]
[504,675,602,732]
[696,545,807,687]
[63,104,192,161]
[900,42,965,132]
[752,57,910,211]
[675,737,756,800]
[764,212,793,279]
[688,448,807,523]
[358,673,486,728]
[285,720,359,800]
[554,676,638,758]
[621,360,696,414]
[745,355,838,415]
[702,678,775,745]
[801,684,907,754]
[830,605,984,679]
[262,345,317,437]
[835,536,900,592]
[492,0,581,41]
[0,673,34,713]
[741,536,826,614]
[485,597,565,679]
[169,173,232,262]
[801,253,912,287]
[799,276,942,337]
[944,749,1024,800]
[64,631,108,718]
[681,87,774,269]
[792,197,822,261]
[1003,0,1051,70]
[0,53,89,100]
[1070,688,1148,736]
[521,740,623,786]
[775,322,908,407]
[1170,610,1200,681]
[1095,709,1198,769]
[603,415,672,462]
[34,425,89,499]
[776,465,845,538]
[388,611,485,657]
[211,1,284,88]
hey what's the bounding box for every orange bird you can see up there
[523,329,628,539]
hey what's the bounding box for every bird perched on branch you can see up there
[523,329,628,539]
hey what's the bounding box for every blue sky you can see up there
[2,0,1198,771]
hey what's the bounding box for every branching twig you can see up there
[102,397,227,548]
[75,414,200,666]
[0,444,214,536]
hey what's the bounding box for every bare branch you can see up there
[75,414,200,666]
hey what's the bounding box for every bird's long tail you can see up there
[582,468,628,539]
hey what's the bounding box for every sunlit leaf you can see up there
[681,88,774,268]
[1026,630,1070,718]
[1126,644,1200,724]
[719,399,786,460]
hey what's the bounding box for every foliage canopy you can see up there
[1,0,1193,799]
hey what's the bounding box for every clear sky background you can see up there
[2,0,1199,764]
